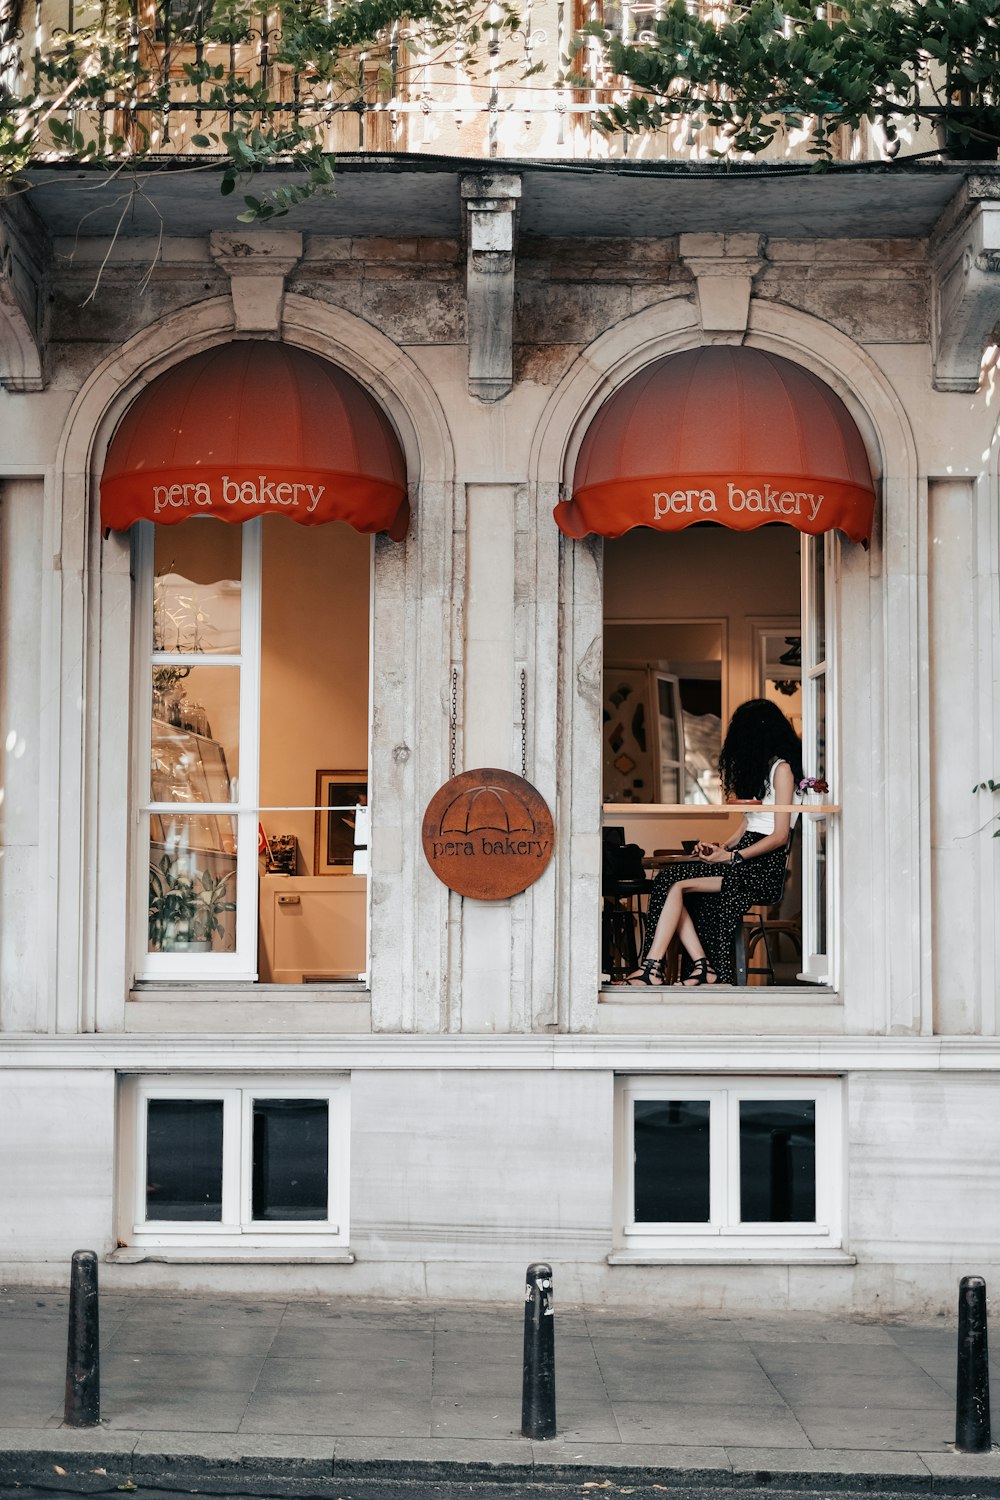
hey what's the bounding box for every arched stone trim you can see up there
[57,293,456,497]
[49,296,458,1034]
[529,299,915,498]
[534,296,927,1040]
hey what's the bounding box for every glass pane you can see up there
[146,1098,224,1221]
[813,817,827,955]
[739,1099,816,1222]
[153,519,242,655]
[633,1099,710,1223]
[151,666,240,801]
[810,540,826,665]
[761,632,803,738]
[252,1099,329,1221]
[147,816,238,953]
[814,673,827,784]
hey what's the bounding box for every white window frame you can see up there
[799,533,839,985]
[118,1074,351,1253]
[131,517,373,985]
[615,1075,844,1256]
[132,518,262,981]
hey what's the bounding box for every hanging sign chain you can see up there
[450,666,459,780]
[520,667,527,780]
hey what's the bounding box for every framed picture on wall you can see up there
[314,770,368,875]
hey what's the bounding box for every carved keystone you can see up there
[0,196,48,392]
[931,190,1000,392]
[679,231,766,336]
[461,173,522,402]
[209,230,304,334]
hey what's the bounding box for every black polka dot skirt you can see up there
[641,831,788,985]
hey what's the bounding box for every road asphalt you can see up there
[1,1286,999,1497]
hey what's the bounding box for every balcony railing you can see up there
[6,0,878,163]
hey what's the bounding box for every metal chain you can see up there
[520,667,527,780]
[450,666,458,780]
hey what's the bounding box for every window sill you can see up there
[130,982,369,1000]
[108,1247,356,1264]
[608,1250,856,1267]
[600,985,836,1004]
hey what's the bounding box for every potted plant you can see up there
[148,854,236,953]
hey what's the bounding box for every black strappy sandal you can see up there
[683,957,719,987]
[627,956,666,986]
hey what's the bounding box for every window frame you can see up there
[118,1073,351,1253]
[615,1075,844,1256]
[799,532,839,986]
[130,516,373,987]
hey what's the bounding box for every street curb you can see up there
[5,1446,1000,1497]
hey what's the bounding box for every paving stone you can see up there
[241,1387,432,1438]
[430,1394,619,1444]
[738,1319,898,1346]
[611,1400,811,1448]
[529,1441,732,1475]
[921,1449,1000,1477]
[791,1405,956,1451]
[727,1446,932,1478]
[750,1341,926,1374]
[601,1367,787,1407]
[584,1314,745,1343]
[592,1336,764,1371]
[0,1428,140,1454]
[267,1325,433,1361]
[101,1351,265,1433]
[772,1369,954,1411]
[131,1432,335,1476]
[0,1371,64,1428]
[280,1301,436,1331]
[334,1435,532,1473]
[106,1320,280,1357]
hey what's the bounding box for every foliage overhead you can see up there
[573,0,1000,161]
[4,0,1000,228]
[0,0,521,220]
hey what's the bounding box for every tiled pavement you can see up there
[1,1288,999,1491]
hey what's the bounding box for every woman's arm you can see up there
[726,760,795,860]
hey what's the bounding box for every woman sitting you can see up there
[628,698,803,987]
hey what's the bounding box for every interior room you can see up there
[146,514,371,983]
[602,523,805,988]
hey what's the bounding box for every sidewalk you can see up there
[2,1286,1000,1495]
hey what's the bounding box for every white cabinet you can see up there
[258,875,367,983]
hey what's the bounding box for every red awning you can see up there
[101,342,409,540]
[555,347,876,545]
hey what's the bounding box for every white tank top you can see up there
[744,759,800,835]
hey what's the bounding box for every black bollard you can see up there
[64,1249,101,1427]
[956,1275,991,1453]
[521,1262,556,1439]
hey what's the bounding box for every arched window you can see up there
[557,345,875,991]
[102,341,407,984]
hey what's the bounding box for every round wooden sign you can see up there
[421,768,555,900]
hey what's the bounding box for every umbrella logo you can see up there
[439,785,536,837]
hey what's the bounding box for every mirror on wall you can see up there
[603,623,723,805]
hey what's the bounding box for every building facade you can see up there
[2,25,1000,1310]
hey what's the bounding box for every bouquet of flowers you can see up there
[798,776,830,794]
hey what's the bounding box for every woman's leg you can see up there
[632,876,724,971]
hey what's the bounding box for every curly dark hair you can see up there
[718,698,803,801]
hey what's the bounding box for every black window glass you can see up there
[739,1099,816,1222]
[146,1098,224,1221]
[633,1099,710,1222]
[252,1099,329,1221]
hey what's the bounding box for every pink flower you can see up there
[798,776,829,794]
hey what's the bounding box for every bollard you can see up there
[521,1262,556,1440]
[956,1275,991,1453]
[64,1249,101,1427]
